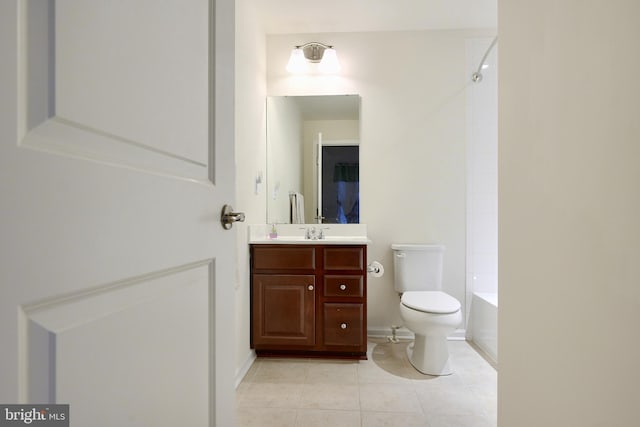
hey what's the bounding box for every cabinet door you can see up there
[252,274,316,347]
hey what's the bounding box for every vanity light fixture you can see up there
[286,42,341,74]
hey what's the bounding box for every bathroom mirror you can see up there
[266,95,361,224]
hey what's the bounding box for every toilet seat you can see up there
[401,291,461,314]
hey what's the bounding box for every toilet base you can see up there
[406,334,453,376]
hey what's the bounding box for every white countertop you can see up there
[248,224,369,245]
[250,236,370,245]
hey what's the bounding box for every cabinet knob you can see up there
[339,284,347,291]
[340,323,348,329]
[308,285,314,291]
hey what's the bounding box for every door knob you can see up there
[221,204,245,229]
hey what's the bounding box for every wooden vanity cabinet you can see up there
[250,244,367,359]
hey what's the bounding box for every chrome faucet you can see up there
[318,227,329,240]
[299,226,317,240]
[299,226,329,240]
[307,226,317,240]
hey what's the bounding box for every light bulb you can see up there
[286,48,307,74]
[318,48,341,74]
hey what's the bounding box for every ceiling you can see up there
[247,0,497,34]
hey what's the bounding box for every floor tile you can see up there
[427,413,495,427]
[361,411,429,427]
[298,383,361,411]
[294,409,361,427]
[249,359,309,384]
[235,339,497,427]
[305,360,359,384]
[357,360,415,385]
[237,382,304,409]
[359,383,422,413]
[415,386,486,417]
[236,407,297,427]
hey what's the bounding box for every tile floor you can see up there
[236,339,497,427]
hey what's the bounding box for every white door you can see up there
[0,1,236,426]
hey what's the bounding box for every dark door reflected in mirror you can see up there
[321,145,359,223]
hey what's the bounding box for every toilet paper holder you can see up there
[366,261,384,277]
[366,263,381,274]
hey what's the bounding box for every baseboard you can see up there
[449,328,467,341]
[235,349,256,389]
[367,327,467,341]
[468,339,498,369]
[367,326,413,340]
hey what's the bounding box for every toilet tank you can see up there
[391,244,444,292]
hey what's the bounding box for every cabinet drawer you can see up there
[252,246,316,270]
[324,276,363,298]
[323,247,364,271]
[323,303,363,347]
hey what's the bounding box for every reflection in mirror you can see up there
[266,95,360,224]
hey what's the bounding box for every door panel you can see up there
[19,0,210,181]
[27,263,210,424]
[54,0,209,163]
[0,1,235,426]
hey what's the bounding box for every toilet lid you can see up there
[401,291,461,314]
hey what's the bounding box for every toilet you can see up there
[392,244,462,375]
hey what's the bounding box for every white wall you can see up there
[466,38,498,296]
[499,1,640,426]
[234,0,266,381]
[267,30,492,333]
[465,38,498,325]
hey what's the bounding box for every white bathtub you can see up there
[469,292,498,365]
